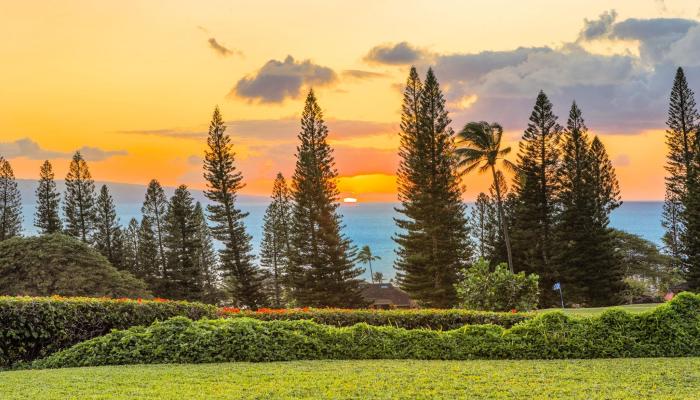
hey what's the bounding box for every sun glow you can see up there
[343,197,358,203]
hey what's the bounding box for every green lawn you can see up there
[538,303,662,316]
[3,358,698,399]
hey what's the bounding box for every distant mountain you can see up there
[16,179,269,205]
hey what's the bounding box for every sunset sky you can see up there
[2,0,700,201]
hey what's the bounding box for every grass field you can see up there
[3,358,698,399]
[538,303,662,316]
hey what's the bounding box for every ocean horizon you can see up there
[19,194,664,281]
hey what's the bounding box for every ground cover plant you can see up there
[30,292,700,368]
[3,358,699,399]
[0,296,217,368]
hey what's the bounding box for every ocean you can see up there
[21,199,664,281]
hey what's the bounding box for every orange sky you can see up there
[0,1,694,201]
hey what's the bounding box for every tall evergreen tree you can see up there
[138,216,162,294]
[94,185,122,267]
[122,217,141,276]
[63,152,96,242]
[586,136,624,304]
[289,90,366,307]
[34,160,62,234]
[469,193,499,262]
[0,157,22,241]
[193,201,220,304]
[394,68,471,307]
[510,91,561,304]
[260,173,292,307]
[142,179,169,277]
[661,189,683,271]
[663,67,700,287]
[203,106,265,307]
[163,185,202,301]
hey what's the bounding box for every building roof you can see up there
[361,283,413,307]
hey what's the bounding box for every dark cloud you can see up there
[0,138,127,161]
[422,15,700,134]
[364,42,428,65]
[208,37,241,57]
[230,55,337,103]
[578,10,618,41]
[342,69,388,80]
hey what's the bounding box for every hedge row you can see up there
[0,296,217,367]
[219,307,533,329]
[32,292,700,368]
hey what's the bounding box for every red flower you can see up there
[510,309,517,313]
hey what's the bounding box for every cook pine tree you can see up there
[35,160,62,234]
[142,179,169,277]
[163,185,203,301]
[289,89,366,307]
[193,201,221,304]
[203,107,265,307]
[94,184,124,268]
[662,67,700,288]
[63,151,97,243]
[393,67,471,308]
[260,173,292,307]
[0,157,22,241]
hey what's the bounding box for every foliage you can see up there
[219,306,531,330]
[289,90,365,307]
[611,229,681,296]
[0,234,149,299]
[163,185,205,301]
[454,259,539,311]
[510,91,561,304]
[34,160,62,234]
[468,193,499,262]
[0,295,216,367]
[93,185,124,268]
[260,173,292,307]
[203,107,265,307]
[29,292,700,368]
[394,67,471,308]
[63,151,96,242]
[455,120,516,272]
[141,179,169,274]
[5,359,700,400]
[0,157,22,241]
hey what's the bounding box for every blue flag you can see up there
[552,282,561,291]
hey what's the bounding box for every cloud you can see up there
[208,37,241,57]
[0,138,126,161]
[121,118,395,142]
[230,55,337,103]
[364,42,429,65]
[614,154,631,167]
[77,146,128,161]
[419,14,700,135]
[342,69,388,80]
[0,138,68,159]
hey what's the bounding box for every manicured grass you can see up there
[3,358,699,399]
[538,303,662,316]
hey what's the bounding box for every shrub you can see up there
[31,292,700,368]
[218,307,532,329]
[0,234,148,298]
[0,296,217,367]
[455,259,540,311]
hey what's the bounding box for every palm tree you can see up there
[455,121,517,273]
[357,245,381,283]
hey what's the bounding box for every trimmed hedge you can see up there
[0,296,217,368]
[32,292,700,368]
[220,307,533,329]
